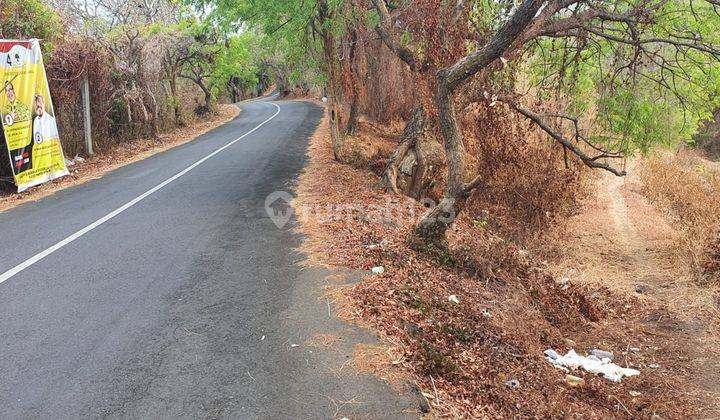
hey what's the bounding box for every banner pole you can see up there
[82,76,93,156]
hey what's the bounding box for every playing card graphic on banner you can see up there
[0,39,68,192]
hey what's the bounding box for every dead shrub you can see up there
[704,234,720,283]
[358,39,414,124]
[693,110,720,159]
[337,120,399,169]
[640,149,720,283]
[461,101,588,244]
[341,97,588,246]
[46,37,113,156]
[44,35,209,158]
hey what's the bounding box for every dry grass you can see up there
[322,284,361,323]
[336,120,399,170]
[0,104,239,213]
[640,149,720,284]
[347,344,409,387]
[305,333,342,348]
[460,100,591,245]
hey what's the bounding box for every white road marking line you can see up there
[0,102,282,285]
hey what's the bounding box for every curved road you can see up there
[0,98,420,419]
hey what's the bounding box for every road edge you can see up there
[293,104,427,417]
[0,104,240,213]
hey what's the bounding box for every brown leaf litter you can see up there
[296,110,717,418]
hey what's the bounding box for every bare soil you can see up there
[544,162,720,418]
[0,104,239,213]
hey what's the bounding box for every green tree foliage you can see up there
[527,0,720,154]
[148,15,265,109]
[212,32,261,100]
[196,0,344,90]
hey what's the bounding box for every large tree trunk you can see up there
[409,134,432,199]
[414,196,465,244]
[195,80,212,114]
[371,0,439,198]
[413,0,544,243]
[318,0,344,160]
[327,53,343,160]
[324,45,343,159]
[346,95,360,136]
[168,73,185,126]
[345,28,361,136]
[203,88,212,110]
[381,106,425,193]
[414,72,468,242]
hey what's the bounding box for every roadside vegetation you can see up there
[0,0,269,191]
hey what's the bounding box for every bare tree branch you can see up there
[370,0,419,71]
[496,96,627,177]
[443,0,547,92]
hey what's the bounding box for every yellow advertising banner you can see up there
[0,39,68,192]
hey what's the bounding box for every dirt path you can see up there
[606,171,677,299]
[547,164,720,417]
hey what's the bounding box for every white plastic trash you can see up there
[545,348,640,383]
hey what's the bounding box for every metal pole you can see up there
[81,76,93,156]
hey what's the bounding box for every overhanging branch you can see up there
[370,0,419,71]
[497,96,627,177]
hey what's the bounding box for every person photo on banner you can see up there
[2,79,34,175]
[3,79,32,126]
[32,93,58,144]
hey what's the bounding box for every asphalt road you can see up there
[0,98,420,419]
